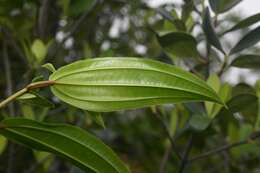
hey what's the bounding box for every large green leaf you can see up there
[230,26,260,55]
[203,8,225,54]
[157,32,200,59]
[230,54,260,69]
[49,57,223,112]
[0,118,129,173]
[224,13,260,34]
[209,0,242,14]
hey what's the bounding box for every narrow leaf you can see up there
[230,26,260,55]
[225,13,260,33]
[231,54,260,69]
[158,32,200,59]
[209,0,242,14]
[49,57,223,112]
[203,8,225,54]
[0,118,129,173]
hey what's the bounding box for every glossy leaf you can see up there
[158,32,200,59]
[230,54,260,69]
[209,0,242,14]
[0,118,129,173]
[203,8,225,54]
[224,13,260,33]
[49,57,223,112]
[230,26,260,55]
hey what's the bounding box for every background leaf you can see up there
[203,8,225,54]
[224,13,260,33]
[209,0,242,14]
[230,26,260,54]
[158,32,200,59]
[42,63,56,73]
[31,39,47,63]
[231,54,260,69]
[0,118,129,173]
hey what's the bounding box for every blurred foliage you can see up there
[0,0,260,172]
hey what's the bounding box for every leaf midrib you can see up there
[51,67,216,98]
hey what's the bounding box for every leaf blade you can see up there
[230,26,260,54]
[203,8,225,54]
[0,118,129,173]
[49,57,223,112]
[230,54,260,69]
[158,32,200,59]
[224,13,260,33]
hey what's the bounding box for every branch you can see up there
[2,28,28,66]
[46,0,100,60]
[153,107,182,160]
[3,40,16,173]
[159,145,172,173]
[25,154,52,173]
[188,131,260,162]
[38,0,51,39]
[0,80,55,109]
[178,134,193,173]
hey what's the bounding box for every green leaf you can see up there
[224,13,260,34]
[156,8,186,31]
[87,111,105,129]
[230,54,260,69]
[205,74,221,117]
[31,39,47,63]
[18,93,37,100]
[203,8,225,54]
[0,118,129,173]
[209,0,242,14]
[18,92,54,108]
[0,135,7,154]
[226,94,258,114]
[230,26,260,55]
[157,32,200,59]
[32,75,45,82]
[205,74,231,119]
[34,151,54,171]
[49,57,223,112]
[189,114,211,131]
[42,63,56,73]
[255,80,260,129]
[68,0,96,17]
[181,0,194,23]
